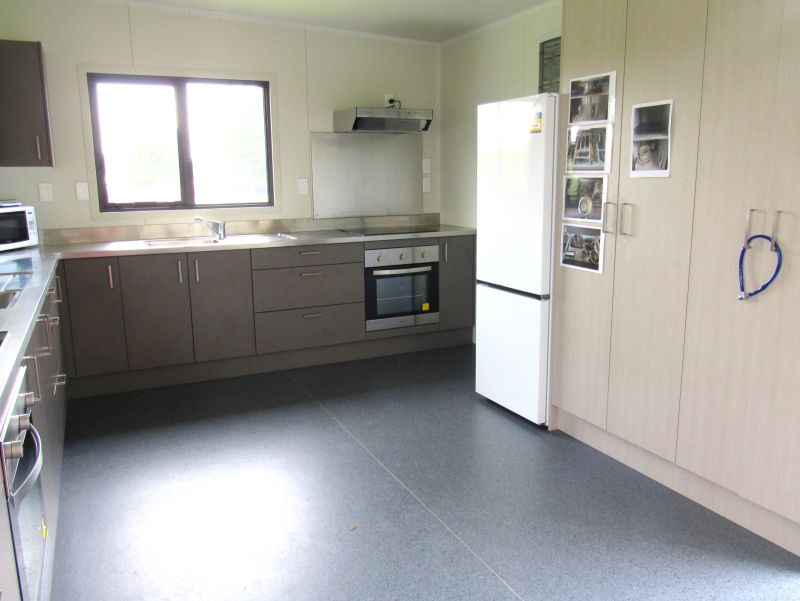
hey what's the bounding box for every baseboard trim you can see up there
[67,328,473,398]
[551,406,800,558]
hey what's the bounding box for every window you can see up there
[87,73,274,211]
[539,37,561,94]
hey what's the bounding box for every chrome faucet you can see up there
[194,216,226,240]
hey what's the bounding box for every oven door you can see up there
[365,263,439,331]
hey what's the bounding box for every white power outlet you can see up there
[75,181,90,201]
[38,183,53,203]
[422,178,431,193]
[297,178,309,195]
[384,93,395,108]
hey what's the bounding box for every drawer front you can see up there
[252,242,363,270]
[364,238,438,250]
[253,262,364,312]
[256,303,365,354]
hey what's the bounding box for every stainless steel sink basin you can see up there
[0,289,21,309]
[144,237,219,248]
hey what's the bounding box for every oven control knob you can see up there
[21,391,37,408]
[421,251,427,259]
[376,255,382,263]
[2,440,23,460]
[15,414,31,431]
[400,253,406,260]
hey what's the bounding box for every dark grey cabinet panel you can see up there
[364,238,438,250]
[0,40,52,166]
[119,254,194,370]
[64,258,128,376]
[251,242,362,270]
[438,236,475,330]
[256,303,365,354]
[188,250,255,362]
[253,262,364,312]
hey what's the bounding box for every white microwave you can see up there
[0,206,38,251]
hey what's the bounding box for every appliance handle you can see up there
[373,266,432,276]
[9,424,43,509]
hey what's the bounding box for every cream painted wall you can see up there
[440,1,562,227]
[0,0,438,230]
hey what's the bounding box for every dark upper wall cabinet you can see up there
[0,40,53,166]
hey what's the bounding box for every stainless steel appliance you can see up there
[0,206,39,252]
[333,107,432,133]
[2,365,47,601]
[365,245,439,331]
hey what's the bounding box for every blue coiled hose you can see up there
[738,234,782,300]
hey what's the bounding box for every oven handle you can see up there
[9,424,43,509]
[372,266,432,276]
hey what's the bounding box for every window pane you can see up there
[95,82,182,204]
[186,82,270,205]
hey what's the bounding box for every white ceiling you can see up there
[121,0,554,43]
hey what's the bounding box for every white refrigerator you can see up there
[475,93,558,425]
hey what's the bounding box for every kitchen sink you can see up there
[144,237,219,248]
[0,289,21,309]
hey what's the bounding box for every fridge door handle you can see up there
[619,203,634,236]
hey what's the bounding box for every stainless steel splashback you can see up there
[311,133,422,219]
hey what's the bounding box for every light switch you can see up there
[422,159,431,174]
[38,183,53,203]
[422,178,431,193]
[75,181,90,201]
[297,178,309,195]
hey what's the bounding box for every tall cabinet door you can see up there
[677,0,786,497]
[119,253,194,370]
[65,258,128,376]
[605,0,708,460]
[551,0,627,428]
[439,236,475,331]
[188,250,255,362]
[738,2,800,522]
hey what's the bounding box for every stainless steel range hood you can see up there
[333,107,433,133]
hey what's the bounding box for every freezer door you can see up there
[475,284,549,425]
[476,93,557,295]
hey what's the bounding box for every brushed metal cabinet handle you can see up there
[36,315,53,356]
[194,259,200,283]
[444,242,449,263]
[177,260,183,284]
[107,264,114,289]
[36,135,42,161]
[302,313,323,319]
[602,202,617,235]
[49,274,63,303]
[22,355,42,404]
[300,272,322,278]
[300,251,321,256]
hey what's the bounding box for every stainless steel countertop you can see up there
[0,248,60,427]
[49,225,475,259]
[0,225,475,417]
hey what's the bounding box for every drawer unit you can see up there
[251,242,363,270]
[255,303,365,354]
[253,262,364,312]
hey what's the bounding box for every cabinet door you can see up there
[550,0,627,428]
[438,236,475,330]
[0,40,52,166]
[677,0,786,495]
[605,0,708,460]
[188,250,255,362]
[64,258,128,376]
[119,253,194,370]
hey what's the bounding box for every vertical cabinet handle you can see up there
[48,275,63,302]
[444,242,449,263]
[36,315,53,356]
[602,202,617,235]
[177,259,183,284]
[36,135,42,161]
[619,203,634,237]
[107,264,114,289]
[22,355,42,404]
[194,259,200,283]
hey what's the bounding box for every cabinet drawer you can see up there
[253,262,364,312]
[256,303,365,354]
[252,242,363,269]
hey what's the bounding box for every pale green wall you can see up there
[440,1,562,227]
[0,0,438,229]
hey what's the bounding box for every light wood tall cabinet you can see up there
[677,0,800,523]
[550,0,627,428]
[605,0,707,461]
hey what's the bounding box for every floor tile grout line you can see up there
[286,372,527,601]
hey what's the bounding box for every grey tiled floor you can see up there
[53,345,800,600]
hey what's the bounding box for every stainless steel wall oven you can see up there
[365,245,439,331]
